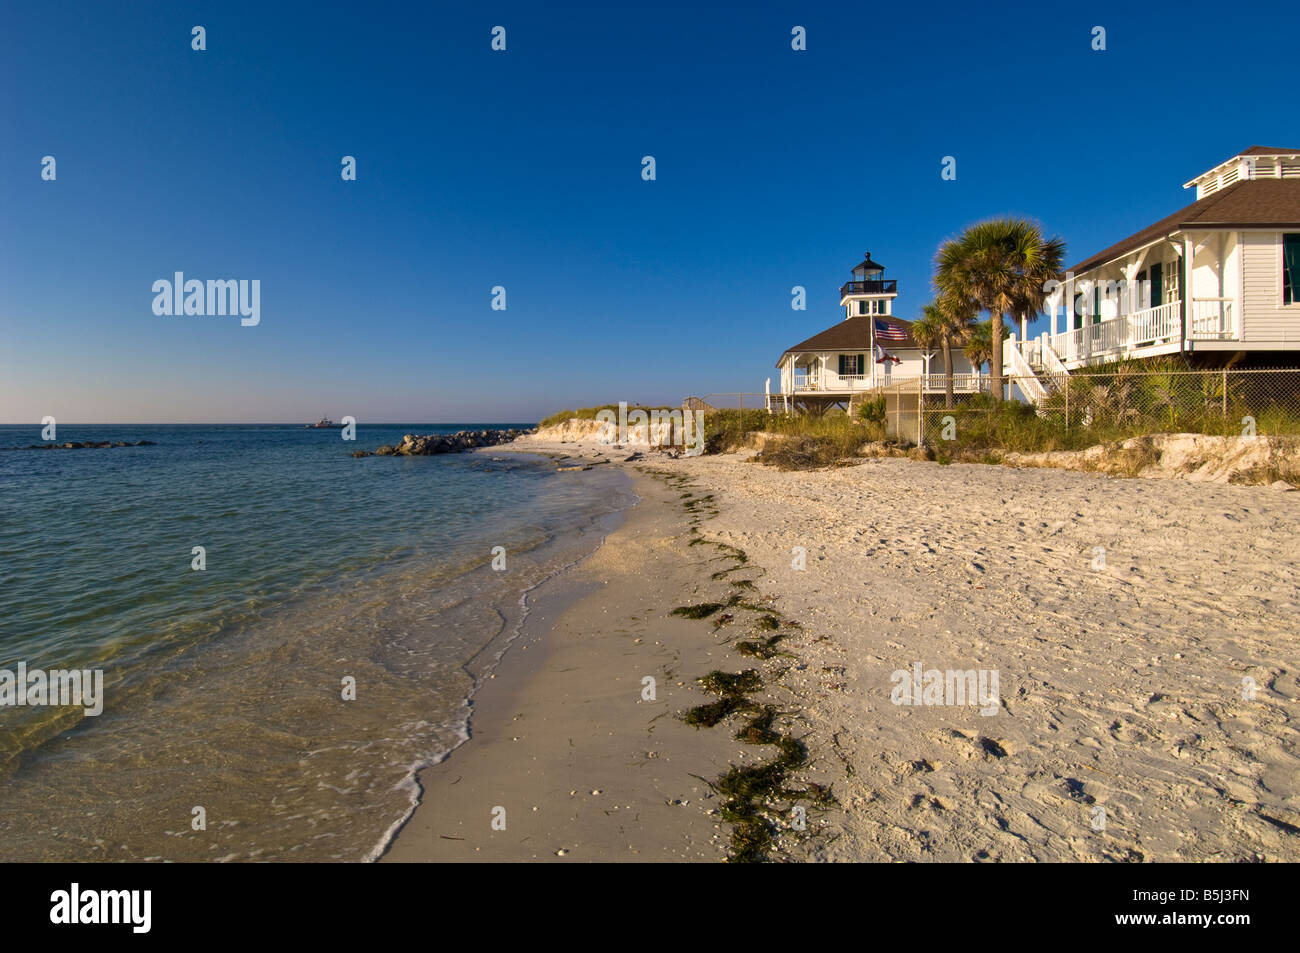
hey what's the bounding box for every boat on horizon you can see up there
[307,417,343,428]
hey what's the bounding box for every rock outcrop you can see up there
[366,428,531,457]
[11,440,156,450]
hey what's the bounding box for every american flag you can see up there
[874,319,906,341]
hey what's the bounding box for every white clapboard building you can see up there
[772,252,977,414]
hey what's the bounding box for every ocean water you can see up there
[0,424,635,861]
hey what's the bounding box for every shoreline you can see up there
[366,477,634,863]
[382,458,751,861]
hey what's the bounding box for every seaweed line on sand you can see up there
[641,466,836,862]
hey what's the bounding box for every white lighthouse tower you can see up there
[839,251,897,319]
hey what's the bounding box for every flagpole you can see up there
[870,317,875,389]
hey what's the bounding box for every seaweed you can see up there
[671,602,726,620]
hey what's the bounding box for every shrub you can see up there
[858,395,886,424]
[703,409,771,453]
[538,409,576,429]
[754,426,867,470]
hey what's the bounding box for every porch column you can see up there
[1182,236,1194,351]
[1122,262,1138,347]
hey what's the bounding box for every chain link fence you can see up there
[688,371,1300,450]
[913,368,1300,449]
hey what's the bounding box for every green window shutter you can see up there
[838,355,846,376]
[1283,234,1300,304]
[859,354,866,375]
[1150,261,1162,307]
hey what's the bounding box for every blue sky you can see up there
[2,0,1297,422]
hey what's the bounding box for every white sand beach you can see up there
[390,436,1300,862]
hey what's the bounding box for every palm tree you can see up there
[913,298,975,408]
[963,319,1009,386]
[935,218,1065,401]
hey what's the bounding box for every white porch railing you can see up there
[1007,343,1049,403]
[1128,300,1180,344]
[1015,337,1043,367]
[793,372,988,395]
[1190,297,1234,339]
[1051,300,1182,364]
[1041,336,1070,385]
[922,373,985,393]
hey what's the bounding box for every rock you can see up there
[367,428,527,457]
[15,439,155,452]
[352,450,372,458]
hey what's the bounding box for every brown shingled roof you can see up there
[1239,145,1300,156]
[1068,178,1300,273]
[776,315,916,366]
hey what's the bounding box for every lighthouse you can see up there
[839,251,897,319]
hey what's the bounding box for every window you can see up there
[857,300,887,315]
[858,301,869,315]
[1284,234,1300,305]
[838,353,865,377]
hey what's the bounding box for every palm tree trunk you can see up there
[941,336,954,409]
[990,311,1004,402]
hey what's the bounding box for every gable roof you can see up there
[777,315,916,366]
[1239,145,1300,156]
[1068,178,1300,273]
